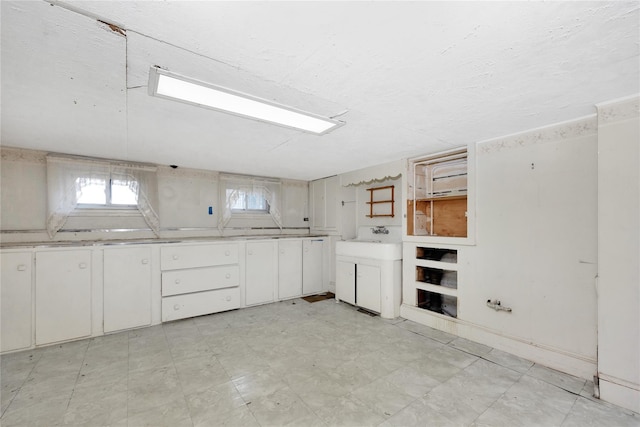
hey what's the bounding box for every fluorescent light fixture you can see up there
[148,67,344,135]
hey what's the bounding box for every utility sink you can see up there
[336,240,402,260]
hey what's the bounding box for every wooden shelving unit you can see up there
[366,185,395,218]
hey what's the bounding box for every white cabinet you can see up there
[35,250,92,345]
[356,264,381,313]
[336,261,381,313]
[302,239,324,295]
[1,252,33,352]
[163,265,239,296]
[311,176,338,231]
[162,288,241,322]
[104,247,152,333]
[278,240,302,300]
[161,243,238,270]
[246,241,276,306]
[160,242,241,322]
[336,260,355,305]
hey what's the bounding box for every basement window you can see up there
[226,188,270,214]
[76,177,138,208]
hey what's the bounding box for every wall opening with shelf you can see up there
[407,149,468,237]
[416,247,458,262]
[417,289,457,318]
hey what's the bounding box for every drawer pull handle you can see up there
[79,263,87,269]
[173,255,179,260]
[141,259,149,265]
[173,304,180,311]
[225,273,231,279]
[175,279,181,284]
[225,251,230,256]
[225,296,232,302]
[17,264,27,271]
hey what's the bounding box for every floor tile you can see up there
[482,348,534,373]
[561,395,640,427]
[1,298,636,427]
[247,386,316,426]
[314,394,387,427]
[349,376,416,418]
[527,363,586,394]
[475,374,578,426]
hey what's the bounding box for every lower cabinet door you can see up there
[35,250,92,345]
[1,252,33,352]
[245,241,276,306]
[302,239,323,295]
[162,288,240,322]
[278,240,302,300]
[336,260,356,305]
[104,247,152,333]
[357,264,381,313]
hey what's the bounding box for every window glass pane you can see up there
[247,192,267,210]
[76,178,107,204]
[227,188,268,212]
[111,180,138,205]
[227,189,245,210]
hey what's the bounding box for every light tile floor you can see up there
[1,298,639,426]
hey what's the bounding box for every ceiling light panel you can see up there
[148,67,344,135]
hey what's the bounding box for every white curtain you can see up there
[46,155,160,237]
[218,174,282,230]
[111,165,161,235]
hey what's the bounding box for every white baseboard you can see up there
[598,377,640,414]
[400,304,597,380]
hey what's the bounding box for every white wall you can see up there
[466,115,599,374]
[596,95,640,413]
[0,147,309,242]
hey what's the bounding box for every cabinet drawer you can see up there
[162,288,241,322]
[162,265,239,296]
[161,243,238,270]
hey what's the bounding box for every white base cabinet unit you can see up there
[103,246,152,333]
[160,242,240,322]
[335,255,401,319]
[277,238,326,300]
[278,240,303,300]
[35,250,92,345]
[245,241,277,306]
[1,251,33,352]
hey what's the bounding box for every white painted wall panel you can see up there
[465,126,598,362]
[596,97,640,413]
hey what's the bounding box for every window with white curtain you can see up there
[219,174,282,230]
[46,155,160,237]
[76,176,139,207]
[225,188,270,213]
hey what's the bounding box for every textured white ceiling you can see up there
[2,1,638,180]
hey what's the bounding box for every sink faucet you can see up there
[371,226,389,235]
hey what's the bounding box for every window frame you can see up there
[226,188,271,215]
[75,177,139,210]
